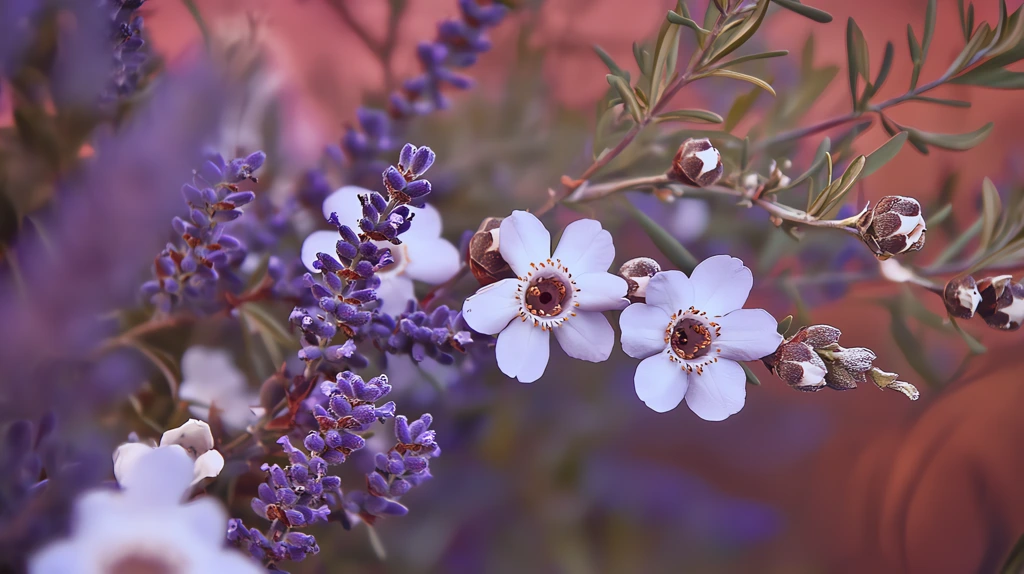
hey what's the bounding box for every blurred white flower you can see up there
[619,256,782,421]
[462,211,628,383]
[179,346,257,432]
[113,419,224,492]
[668,198,710,243]
[301,186,461,314]
[30,447,261,574]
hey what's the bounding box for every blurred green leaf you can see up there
[949,316,987,354]
[241,303,299,350]
[716,49,789,69]
[773,137,829,192]
[846,18,870,109]
[632,42,653,79]
[770,0,832,23]
[777,314,794,336]
[607,75,644,123]
[180,0,212,51]
[624,200,698,273]
[742,364,762,386]
[593,45,630,81]
[930,218,982,267]
[979,177,1002,252]
[706,0,770,64]
[887,305,943,387]
[654,109,723,124]
[905,122,993,151]
[908,24,922,89]
[125,339,181,398]
[908,95,972,107]
[951,66,1024,88]
[703,1,720,32]
[723,85,762,132]
[922,0,937,60]
[1000,532,1024,574]
[699,69,776,95]
[860,41,894,104]
[926,203,953,227]
[861,131,907,178]
[651,17,682,104]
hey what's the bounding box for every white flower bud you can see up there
[669,138,723,187]
[857,196,926,259]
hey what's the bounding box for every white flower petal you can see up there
[321,185,368,224]
[684,359,746,421]
[495,318,550,383]
[405,236,461,284]
[551,218,615,274]
[191,449,225,486]
[112,442,154,487]
[553,311,615,363]
[714,308,783,361]
[179,496,232,547]
[574,272,629,311]
[376,275,417,315]
[634,352,689,413]
[300,230,340,273]
[498,210,551,276]
[404,203,443,241]
[645,270,694,314]
[160,419,215,454]
[619,303,671,359]
[689,255,752,316]
[117,445,195,503]
[462,278,521,335]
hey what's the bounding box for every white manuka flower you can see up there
[113,419,224,492]
[462,210,629,383]
[179,346,257,432]
[619,256,783,421]
[301,186,461,314]
[30,447,261,574]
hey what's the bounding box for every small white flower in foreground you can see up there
[113,419,224,491]
[30,447,261,574]
[179,346,257,432]
[462,210,629,383]
[619,256,783,421]
[301,186,461,314]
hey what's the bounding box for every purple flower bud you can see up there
[394,416,412,444]
[386,456,405,475]
[277,488,299,506]
[410,145,436,176]
[324,430,344,450]
[284,509,306,526]
[309,457,327,475]
[250,498,269,519]
[351,405,376,425]
[403,179,431,199]
[383,166,406,191]
[389,479,411,497]
[299,346,323,361]
[329,395,352,417]
[358,242,378,257]
[190,208,210,227]
[212,208,244,223]
[224,191,255,206]
[370,192,388,213]
[340,225,360,245]
[354,260,375,278]
[340,432,365,451]
[404,456,428,473]
[181,184,205,205]
[304,433,326,453]
[368,472,389,497]
[322,449,346,465]
[336,240,358,260]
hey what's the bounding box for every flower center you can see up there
[525,276,569,317]
[670,317,713,359]
[106,551,182,574]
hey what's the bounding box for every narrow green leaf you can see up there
[607,74,644,123]
[949,316,987,354]
[180,0,212,51]
[593,45,629,80]
[905,122,994,151]
[958,0,968,40]
[922,0,937,59]
[777,314,794,336]
[774,137,829,192]
[667,10,711,41]
[861,131,907,178]
[723,86,762,132]
[946,25,991,75]
[1000,532,1024,574]
[742,364,762,386]
[908,24,922,89]
[979,177,1002,252]
[703,0,720,32]
[929,218,982,267]
[770,0,833,23]
[699,69,776,95]
[716,50,789,69]
[125,340,181,398]
[624,201,699,273]
[951,66,1024,89]
[655,109,724,124]
[706,0,770,64]
[651,17,682,104]
[926,203,953,227]
[888,306,943,387]
[846,18,868,109]
[908,95,972,107]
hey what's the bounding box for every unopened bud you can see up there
[468,217,515,287]
[943,275,981,319]
[762,339,827,391]
[618,257,661,302]
[669,138,723,188]
[856,196,926,259]
[867,367,919,400]
[976,275,1024,331]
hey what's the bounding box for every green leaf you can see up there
[860,41,894,104]
[908,95,972,107]
[716,50,789,69]
[698,69,776,95]
[125,340,181,398]
[624,200,698,273]
[703,1,720,32]
[667,10,711,41]
[241,303,300,349]
[742,364,762,386]
[922,0,937,59]
[979,177,1002,252]
[706,0,770,64]
[926,203,953,227]
[908,25,922,89]
[770,0,833,23]
[949,316,987,354]
[655,109,724,124]
[887,306,943,387]
[905,122,994,151]
[846,18,870,109]
[951,66,1024,89]
[651,17,683,104]
[774,137,829,192]
[632,42,653,78]
[593,45,629,80]
[180,0,212,51]
[1000,532,1024,574]
[723,85,762,131]
[777,314,794,336]
[607,74,644,123]
[861,131,907,178]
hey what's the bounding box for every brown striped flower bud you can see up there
[976,275,1024,331]
[668,138,723,188]
[762,338,827,391]
[618,257,661,302]
[467,217,515,287]
[943,275,981,319]
[856,196,926,260]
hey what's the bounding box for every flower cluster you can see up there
[364,302,478,365]
[762,325,919,400]
[140,151,265,314]
[105,0,152,103]
[944,274,1024,331]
